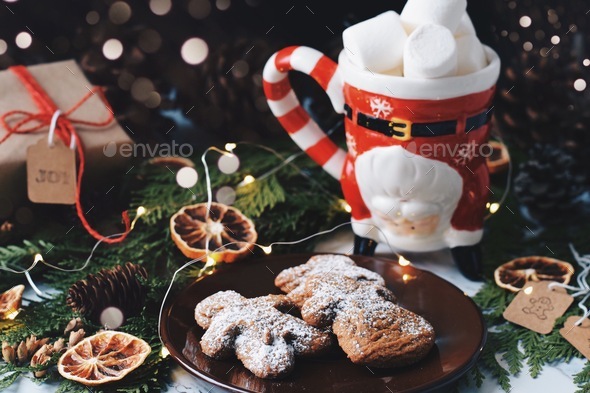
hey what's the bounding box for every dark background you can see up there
[0,0,495,147]
[1,0,589,218]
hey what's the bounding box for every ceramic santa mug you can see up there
[263,45,500,279]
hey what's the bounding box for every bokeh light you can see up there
[138,29,162,53]
[523,42,533,52]
[181,37,208,65]
[109,1,132,25]
[0,40,7,55]
[216,0,231,11]
[216,186,236,205]
[86,11,100,25]
[15,32,32,49]
[150,0,172,16]
[131,77,155,101]
[232,60,249,78]
[100,307,124,329]
[188,0,211,19]
[144,91,162,108]
[574,79,587,92]
[550,35,560,45]
[103,38,124,60]
[217,153,240,174]
[519,16,532,28]
[176,167,199,188]
[118,71,135,90]
[509,32,519,43]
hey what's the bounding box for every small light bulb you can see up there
[489,203,500,214]
[161,347,170,358]
[398,256,411,266]
[339,199,352,213]
[225,142,237,152]
[486,202,491,208]
[34,253,43,263]
[136,206,146,217]
[206,256,216,266]
[242,175,255,185]
[524,286,533,295]
[402,274,411,282]
[262,245,272,255]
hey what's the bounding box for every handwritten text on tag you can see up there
[26,137,76,205]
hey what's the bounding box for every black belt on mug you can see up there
[344,103,493,141]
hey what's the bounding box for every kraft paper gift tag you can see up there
[560,316,590,360]
[26,138,76,204]
[503,281,574,334]
[0,59,132,208]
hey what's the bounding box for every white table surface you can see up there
[5,229,582,393]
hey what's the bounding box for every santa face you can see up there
[355,146,463,252]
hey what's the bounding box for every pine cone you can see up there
[66,262,148,324]
[514,144,588,214]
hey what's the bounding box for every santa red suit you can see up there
[341,85,495,253]
[263,45,500,279]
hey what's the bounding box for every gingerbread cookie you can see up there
[275,254,388,306]
[298,274,435,368]
[194,291,333,379]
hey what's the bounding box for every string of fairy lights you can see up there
[1,141,512,334]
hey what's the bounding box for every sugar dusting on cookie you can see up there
[275,254,388,306]
[300,274,435,368]
[195,291,333,379]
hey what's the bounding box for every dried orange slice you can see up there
[0,285,24,320]
[170,202,257,263]
[57,331,150,386]
[494,256,574,292]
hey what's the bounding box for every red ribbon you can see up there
[0,65,131,244]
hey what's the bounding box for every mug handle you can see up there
[263,46,347,180]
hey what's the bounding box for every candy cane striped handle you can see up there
[263,46,347,180]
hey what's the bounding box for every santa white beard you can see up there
[354,145,475,252]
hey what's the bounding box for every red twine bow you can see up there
[0,65,131,244]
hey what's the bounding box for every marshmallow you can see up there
[401,0,467,33]
[342,11,407,73]
[403,24,458,79]
[382,66,403,76]
[456,35,487,75]
[454,12,476,37]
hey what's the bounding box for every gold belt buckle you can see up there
[390,117,412,141]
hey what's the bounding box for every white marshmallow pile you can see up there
[342,0,488,79]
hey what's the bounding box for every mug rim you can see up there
[337,45,501,100]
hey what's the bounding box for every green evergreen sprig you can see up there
[467,280,590,392]
[1,141,589,392]
[0,142,348,391]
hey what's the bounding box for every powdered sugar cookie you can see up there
[194,291,333,379]
[275,254,388,306]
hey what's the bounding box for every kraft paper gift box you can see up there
[0,60,132,214]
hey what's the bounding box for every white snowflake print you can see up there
[370,97,393,118]
[346,132,357,157]
[454,141,477,166]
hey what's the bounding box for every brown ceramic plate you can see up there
[160,254,486,393]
